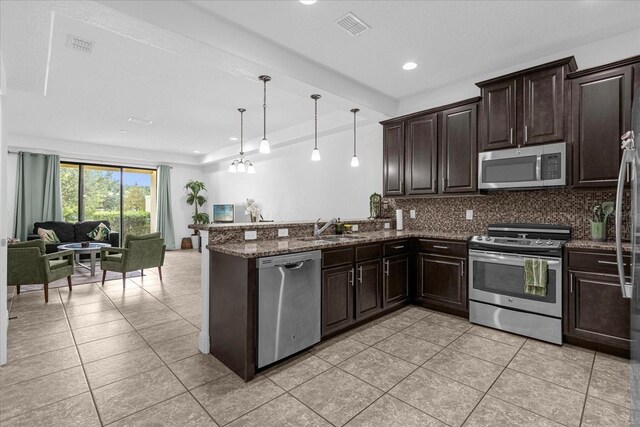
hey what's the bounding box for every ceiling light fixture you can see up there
[350,108,360,167]
[258,75,271,154]
[193,150,201,154]
[229,137,238,141]
[311,94,321,161]
[127,117,153,125]
[228,108,256,174]
[299,0,317,4]
[402,61,418,71]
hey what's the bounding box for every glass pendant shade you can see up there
[236,161,246,173]
[247,163,256,174]
[228,162,237,173]
[350,108,360,168]
[351,155,359,167]
[259,138,270,153]
[311,148,321,161]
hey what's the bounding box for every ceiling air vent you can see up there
[66,35,94,54]
[335,12,370,36]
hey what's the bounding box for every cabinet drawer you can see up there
[355,244,382,262]
[383,240,410,257]
[567,250,630,275]
[322,248,354,268]
[418,239,467,257]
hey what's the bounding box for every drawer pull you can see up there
[433,245,448,250]
[598,260,626,266]
[392,245,405,249]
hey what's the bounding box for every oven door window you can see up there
[472,259,557,304]
[482,155,537,183]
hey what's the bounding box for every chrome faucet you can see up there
[314,218,337,237]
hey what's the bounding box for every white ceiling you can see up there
[1,0,639,164]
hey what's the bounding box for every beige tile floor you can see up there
[1,250,636,426]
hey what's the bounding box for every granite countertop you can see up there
[565,239,632,253]
[190,218,393,232]
[207,230,473,258]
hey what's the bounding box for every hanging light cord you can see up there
[263,80,267,141]
[314,97,318,149]
[239,108,245,156]
[353,109,357,156]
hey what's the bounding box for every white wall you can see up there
[170,163,205,243]
[203,123,383,221]
[398,28,640,115]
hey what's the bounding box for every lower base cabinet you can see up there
[322,265,355,335]
[355,259,382,320]
[383,255,409,308]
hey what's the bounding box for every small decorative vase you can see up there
[250,214,257,223]
[590,221,606,242]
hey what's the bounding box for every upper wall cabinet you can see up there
[476,57,577,151]
[568,56,640,188]
[381,98,480,197]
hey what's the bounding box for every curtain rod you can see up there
[7,150,173,169]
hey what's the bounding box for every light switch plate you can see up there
[384,222,391,229]
[244,230,257,240]
[410,210,416,219]
[277,228,289,238]
[466,209,473,220]
[352,224,359,232]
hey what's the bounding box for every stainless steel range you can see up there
[469,223,572,344]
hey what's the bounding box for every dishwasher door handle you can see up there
[282,261,306,269]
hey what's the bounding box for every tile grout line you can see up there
[578,352,597,426]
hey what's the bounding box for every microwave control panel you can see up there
[541,153,561,180]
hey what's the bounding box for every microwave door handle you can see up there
[536,155,542,181]
[615,148,633,298]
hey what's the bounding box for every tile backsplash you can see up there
[390,189,630,241]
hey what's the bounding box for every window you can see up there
[60,162,157,242]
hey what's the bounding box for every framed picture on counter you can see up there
[213,204,235,223]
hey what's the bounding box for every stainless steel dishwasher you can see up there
[257,250,321,368]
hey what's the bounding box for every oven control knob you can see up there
[475,236,483,241]
[546,240,554,245]
[535,239,542,245]
[483,236,491,241]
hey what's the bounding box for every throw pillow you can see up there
[88,222,110,241]
[37,228,60,244]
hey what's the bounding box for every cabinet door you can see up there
[322,265,354,336]
[480,79,517,151]
[383,123,405,196]
[383,255,409,307]
[405,114,438,195]
[355,259,382,320]
[571,66,632,188]
[417,253,467,312]
[523,67,565,145]
[566,270,630,350]
[440,103,478,193]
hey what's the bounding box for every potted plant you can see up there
[591,201,614,242]
[245,198,259,223]
[185,180,209,249]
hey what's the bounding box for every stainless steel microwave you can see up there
[478,142,567,190]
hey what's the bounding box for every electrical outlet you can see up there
[410,210,416,219]
[244,230,257,240]
[466,209,473,220]
[277,228,289,238]
[352,224,359,232]
[384,222,391,229]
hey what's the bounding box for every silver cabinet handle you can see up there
[358,266,363,283]
[442,177,445,191]
[349,268,354,287]
[393,245,405,249]
[384,260,390,276]
[461,260,465,277]
[570,272,573,293]
[598,260,626,266]
[615,146,633,299]
[510,128,513,145]
[524,125,528,143]
[626,163,631,183]
[433,245,448,249]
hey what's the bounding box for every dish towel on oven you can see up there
[524,258,548,296]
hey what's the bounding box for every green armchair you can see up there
[100,232,166,288]
[8,240,75,302]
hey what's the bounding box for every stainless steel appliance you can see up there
[478,142,566,190]
[256,251,321,368]
[469,224,572,344]
[614,88,639,418]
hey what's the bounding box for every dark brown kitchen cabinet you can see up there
[405,113,438,195]
[322,265,355,335]
[477,57,576,151]
[441,103,478,193]
[565,249,632,355]
[568,56,639,188]
[355,259,382,320]
[383,123,404,196]
[383,254,409,307]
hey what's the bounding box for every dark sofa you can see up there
[27,220,120,254]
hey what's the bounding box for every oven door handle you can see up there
[468,252,560,267]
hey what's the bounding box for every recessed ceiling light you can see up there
[118,130,127,133]
[402,62,418,71]
[128,117,153,125]
[230,137,238,141]
[299,0,317,4]
[193,150,201,154]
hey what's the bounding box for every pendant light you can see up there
[350,108,360,167]
[228,108,256,174]
[311,94,321,161]
[258,75,271,154]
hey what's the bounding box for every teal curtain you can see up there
[13,152,63,241]
[156,165,176,250]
